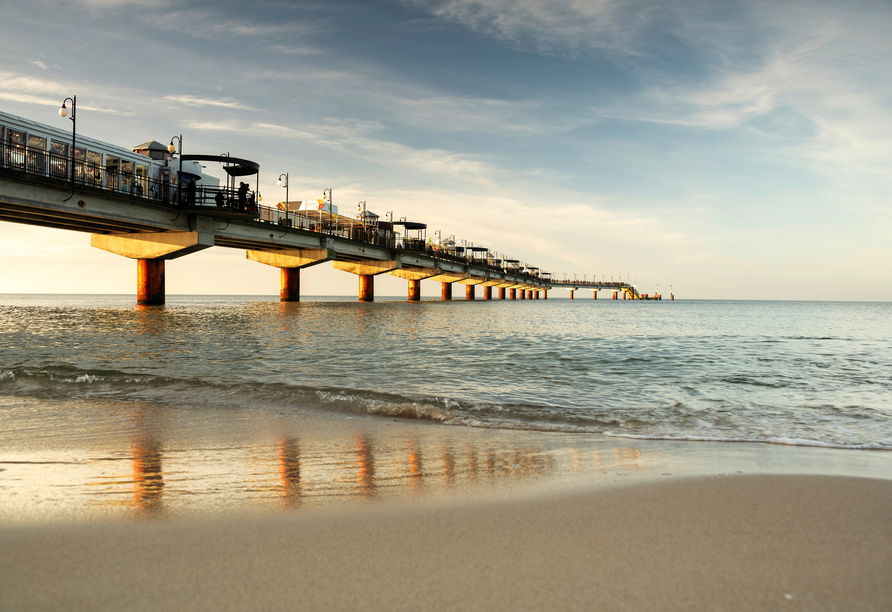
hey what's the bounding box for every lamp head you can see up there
[168,141,176,154]
[277,178,283,187]
[59,104,68,118]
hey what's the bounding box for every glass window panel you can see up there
[121,160,135,194]
[50,140,69,179]
[8,129,25,168]
[27,135,47,174]
[106,155,120,191]
[87,151,102,186]
[73,147,87,182]
[134,164,148,197]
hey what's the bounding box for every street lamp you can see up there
[277,173,289,220]
[168,135,183,205]
[357,200,367,222]
[58,96,76,186]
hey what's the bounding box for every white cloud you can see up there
[31,60,47,70]
[271,45,323,56]
[163,95,258,111]
[404,0,652,58]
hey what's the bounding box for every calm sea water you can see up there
[1,295,890,450]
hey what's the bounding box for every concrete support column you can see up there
[570,290,574,300]
[543,290,547,300]
[280,268,300,302]
[408,279,421,302]
[534,291,539,300]
[137,259,165,306]
[499,287,506,300]
[359,275,374,302]
[519,290,526,300]
[466,285,476,300]
[441,282,452,301]
[484,286,492,300]
[510,289,516,300]
[593,291,597,300]
[613,291,618,300]
[623,292,627,300]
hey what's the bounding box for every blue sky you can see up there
[1,0,890,299]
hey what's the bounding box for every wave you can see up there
[2,365,890,451]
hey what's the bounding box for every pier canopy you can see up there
[172,154,261,220]
[182,154,259,178]
[394,220,427,250]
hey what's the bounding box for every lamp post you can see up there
[168,135,183,205]
[323,188,332,234]
[277,173,289,222]
[58,96,76,185]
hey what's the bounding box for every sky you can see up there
[0,0,890,299]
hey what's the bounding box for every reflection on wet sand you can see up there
[77,419,663,518]
[407,439,423,493]
[278,438,301,508]
[355,435,376,499]
[131,437,164,515]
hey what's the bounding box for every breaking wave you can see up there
[1,365,890,450]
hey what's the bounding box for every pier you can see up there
[0,110,654,304]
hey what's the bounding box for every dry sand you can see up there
[2,474,890,611]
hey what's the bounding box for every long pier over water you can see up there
[0,116,651,305]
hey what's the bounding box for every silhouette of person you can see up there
[238,182,248,209]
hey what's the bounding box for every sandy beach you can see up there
[2,473,890,611]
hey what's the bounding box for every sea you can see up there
[1,295,890,520]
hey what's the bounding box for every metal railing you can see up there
[0,138,258,215]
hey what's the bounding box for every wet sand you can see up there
[2,473,890,611]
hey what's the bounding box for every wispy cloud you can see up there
[163,95,258,110]
[31,60,47,70]
[271,45,323,56]
[0,72,135,114]
[403,0,652,59]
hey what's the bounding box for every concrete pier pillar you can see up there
[510,289,516,300]
[613,291,618,300]
[569,290,574,300]
[441,282,452,301]
[408,279,421,302]
[499,287,506,299]
[466,285,476,300]
[137,259,165,306]
[484,286,492,300]
[534,291,539,300]
[593,291,597,300]
[623,292,627,300]
[543,290,547,300]
[519,290,525,300]
[359,275,374,302]
[280,268,300,302]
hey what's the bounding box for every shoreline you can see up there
[2,473,890,611]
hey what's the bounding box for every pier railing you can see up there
[0,138,258,215]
